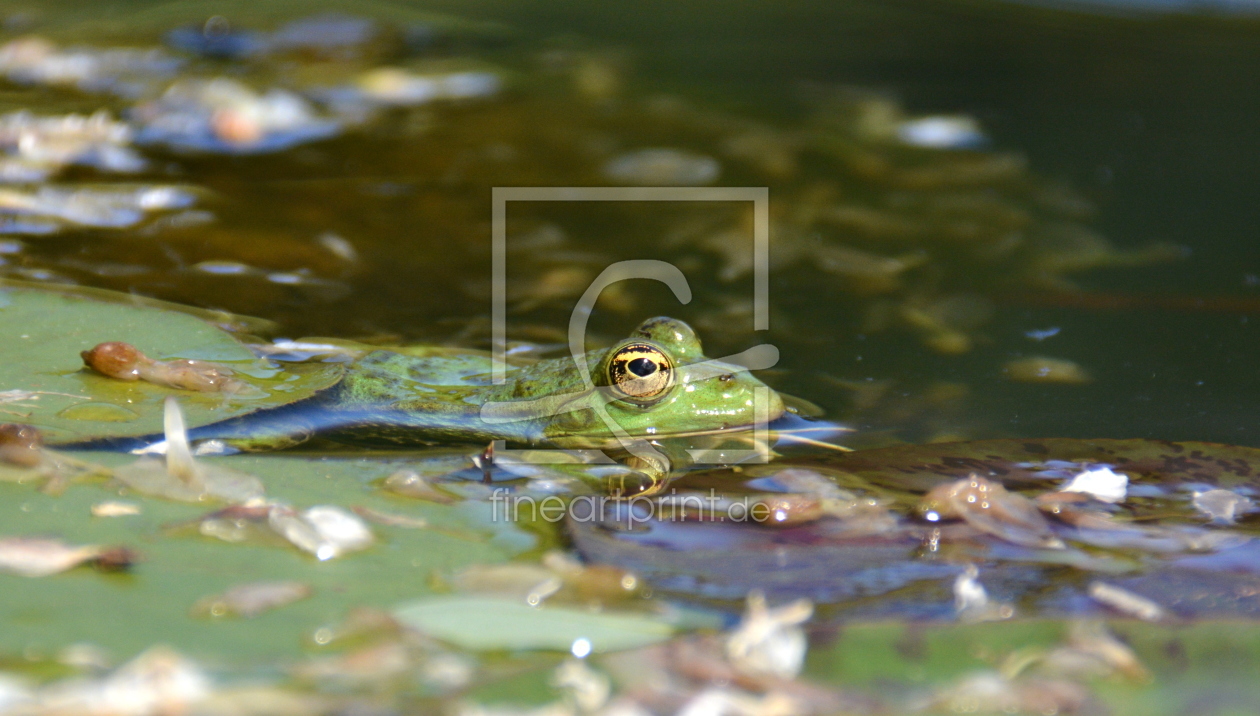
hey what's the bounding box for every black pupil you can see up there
[627,357,657,377]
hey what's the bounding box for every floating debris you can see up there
[954,564,1014,623]
[1027,620,1152,684]
[0,421,109,493]
[191,580,312,618]
[353,67,502,106]
[1003,356,1092,384]
[382,469,460,504]
[133,78,341,153]
[0,36,183,97]
[0,536,134,577]
[895,115,987,149]
[1058,466,1128,503]
[351,505,429,529]
[1057,513,1244,555]
[924,672,1091,716]
[1024,327,1061,341]
[1193,488,1255,524]
[1059,620,1151,682]
[0,110,145,182]
[91,501,141,517]
[451,562,562,607]
[187,500,375,560]
[113,397,265,503]
[26,646,210,714]
[451,550,639,608]
[551,658,612,715]
[1087,581,1167,622]
[294,610,477,695]
[725,590,813,680]
[922,475,1064,549]
[603,148,720,186]
[81,341,251,394]
[0,422,42,467]
[540,551,640,605]
[317,231,359,263]
[0,184,198,234]
[268,504,375,560]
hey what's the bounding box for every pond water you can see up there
[1,1,1259,714]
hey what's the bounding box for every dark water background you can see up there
[15,0,1260,446]
[427,0,1260,445]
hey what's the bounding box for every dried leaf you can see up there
[725,590,813,680]
[113,397,264,504]
[91,501,141,517]
[191,580,312,618]
[268,505,374,561]
[922,475,1064,549]
[0,537,103,577]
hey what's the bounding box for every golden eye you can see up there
[605,341,675,405]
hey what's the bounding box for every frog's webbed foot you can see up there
[606,468,668,497]
[619,448,672,497]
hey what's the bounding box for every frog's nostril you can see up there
[628,357,657,377]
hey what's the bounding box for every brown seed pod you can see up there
[81,342,148,380]
[0,423,43,467]
[91,546,139,572]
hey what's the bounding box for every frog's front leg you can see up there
[477,439,673,497]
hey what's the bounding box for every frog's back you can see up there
[337,350,495,405]
[312,349,543,443]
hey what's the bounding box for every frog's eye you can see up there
[605,341,675,405]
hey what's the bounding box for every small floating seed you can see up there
[1003,356,1091,384]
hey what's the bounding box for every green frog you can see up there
[106,316,785,458]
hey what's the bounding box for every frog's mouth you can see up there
[546,404,794,448]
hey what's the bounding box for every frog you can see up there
[96,316,785,460]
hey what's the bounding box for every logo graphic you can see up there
[484,187,773,467]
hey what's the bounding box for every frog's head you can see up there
[542,317,784,442]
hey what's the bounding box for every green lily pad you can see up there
[394,596,675,653]
[0,281,342,444]
[0,453,540,665]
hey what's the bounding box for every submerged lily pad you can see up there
[820,438,1260,495]
[0,281,342,444]
[571,439,1260,616]
[393,596,674,653]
